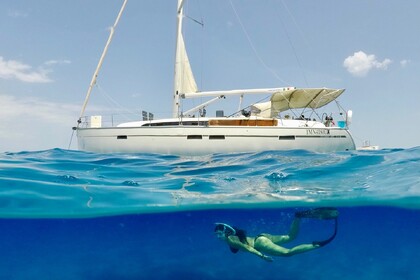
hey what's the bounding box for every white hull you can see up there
[77,125,355,155]
[74,2,357,156]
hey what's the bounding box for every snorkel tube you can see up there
[214,223,236,237]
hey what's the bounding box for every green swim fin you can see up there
[313,218,338,247]
[295,207,339,220]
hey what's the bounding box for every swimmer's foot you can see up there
[295,207,339,220]
[313,218,338,247]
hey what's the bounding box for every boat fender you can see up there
[346,110,353,126]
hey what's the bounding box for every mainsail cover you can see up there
[252,88,345,117]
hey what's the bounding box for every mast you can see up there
[173,0,198,118]
[77,0,128,123]
[172,0,185,118]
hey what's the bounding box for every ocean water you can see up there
[0,147,419,279]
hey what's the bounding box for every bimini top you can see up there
[252,88,345,118]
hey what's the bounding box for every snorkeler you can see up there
[214,207,339,262]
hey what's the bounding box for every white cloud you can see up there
[0,93,122,151]
[44,60,72,66]
[0,94,81,151]
[400,59,410,67]
[7,9,28,18]
[0,56,53,83]
[0,94,78,124]
[0,57,71,84]
[343,51,392,77]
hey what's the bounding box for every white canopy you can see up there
[252,88,345,117]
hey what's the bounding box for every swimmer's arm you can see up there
[228,238,273,262]
[244,245,273,262]
[245,245,273,261]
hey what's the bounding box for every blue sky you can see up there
[1,0,419,152]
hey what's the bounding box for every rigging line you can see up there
[197,0,205,93]
[183,0,205,105]
[96,84,138,118]
[227,94,271,117]
[67,127,76,150]
[229,0,290,86]
[277,1,309,86]
[280,0,310,48]
[185,15,204,27]
[183,4,205,109]
[77,0,128,124]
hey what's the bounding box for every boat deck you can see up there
[208,119,278,126]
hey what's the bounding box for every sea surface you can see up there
[0,147,419,279]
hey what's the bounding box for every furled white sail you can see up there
[172,0,198,117]
[174,33,198,94]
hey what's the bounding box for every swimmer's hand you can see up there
[261,254,273,262]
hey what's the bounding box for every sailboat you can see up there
[74,0,356,155]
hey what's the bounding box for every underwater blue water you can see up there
[0,147,419,279]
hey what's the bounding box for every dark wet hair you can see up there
[233,227,248,245]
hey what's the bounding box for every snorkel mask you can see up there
[214,223,236,238]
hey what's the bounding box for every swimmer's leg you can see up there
[258,217,338,256]
[260,217,301,245]
[254,236,320,257]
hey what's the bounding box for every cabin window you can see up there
[117,135,128,139]
[209,135,225,140]
[187,135,202,140]
[279,136,296,140]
